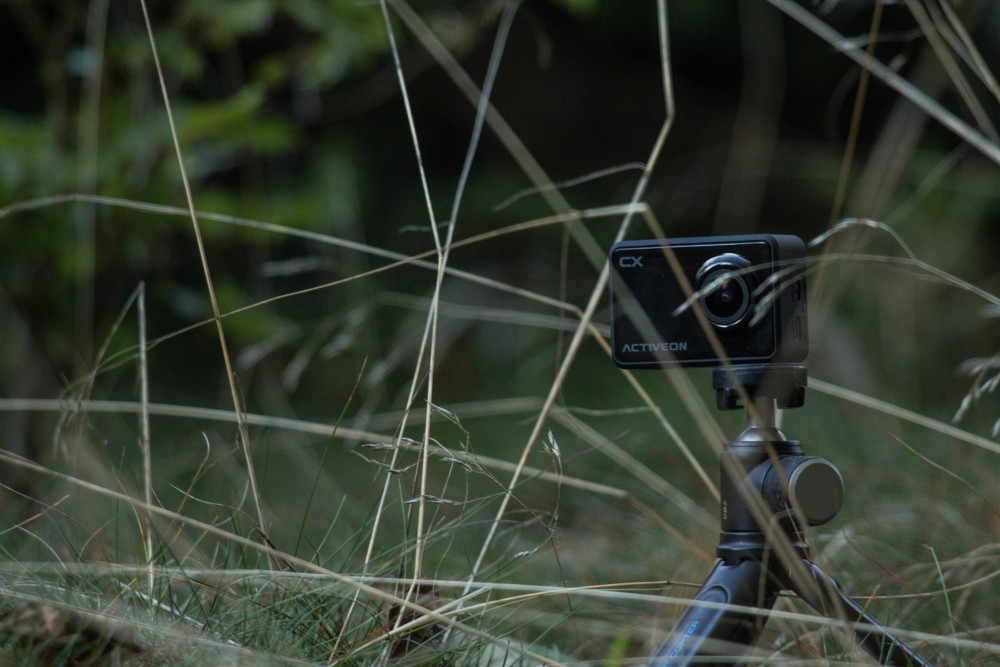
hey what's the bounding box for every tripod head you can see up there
[711,363,843,563]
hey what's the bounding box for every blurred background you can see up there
[1,0,999,662]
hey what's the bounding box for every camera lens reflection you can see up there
[697,254,753,328]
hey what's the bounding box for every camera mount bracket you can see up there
[712,363,807,412]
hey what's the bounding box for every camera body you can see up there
[609,234,808,368]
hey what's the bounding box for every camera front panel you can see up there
[609,235,807,368]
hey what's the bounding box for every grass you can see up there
[1,0,1000,664]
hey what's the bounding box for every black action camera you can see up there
[609,234,808,368]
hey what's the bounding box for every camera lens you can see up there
[696,254,753,329]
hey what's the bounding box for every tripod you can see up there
[648,364,932,666]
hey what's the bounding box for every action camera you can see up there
[609,234,808,368]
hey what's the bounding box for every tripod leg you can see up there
[790,560,933,666]
[648,559,778,666]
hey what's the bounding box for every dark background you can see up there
[2,0,999,488]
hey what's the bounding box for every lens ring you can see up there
[696,254,753,329]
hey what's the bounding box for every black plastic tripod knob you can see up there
[763,457,844,526]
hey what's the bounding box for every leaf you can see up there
[185,0,276,42]
[552,0,601,17]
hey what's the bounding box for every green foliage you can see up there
[551,0,600,18]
